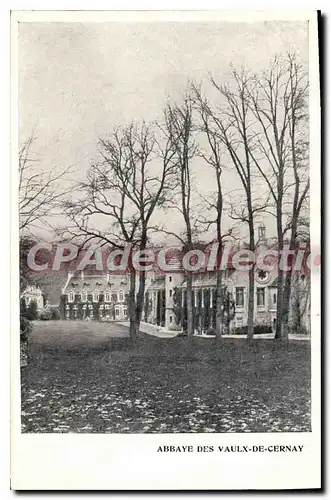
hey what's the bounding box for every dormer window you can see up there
[104,290,111,303]
[118,290,124,302]
[92,290,99,303]
[81,291,87,302]
[68,291,75,303]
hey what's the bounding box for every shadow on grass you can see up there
[22,333,311,434]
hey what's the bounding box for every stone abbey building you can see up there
[59,224,310,334]
[60,271,129,321]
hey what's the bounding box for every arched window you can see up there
[104,290,111,303]
[118,290,124,302]
[92,290,99,303]
[81,291,87,302]
[68,291,75,303]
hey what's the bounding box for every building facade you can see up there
[61,271,129,321]
[58,224,310,333]
[21,285,44,311]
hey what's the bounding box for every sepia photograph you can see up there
[11,9,321,490]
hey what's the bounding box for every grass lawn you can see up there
[21,320,311,433]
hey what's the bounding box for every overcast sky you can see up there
[19,20,309,242]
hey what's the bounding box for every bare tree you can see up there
[207,68,269,339]
[19,135,73,233]
[191,83,233,341]
[248,53,309,339]
[163,96,199,338]
[64,122,177,341]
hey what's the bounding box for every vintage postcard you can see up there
[11,9,321,490]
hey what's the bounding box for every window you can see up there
[169,316,173,324]
[81,291,87,302]
[104,291,111,303]
[118,290,124,302]
[123,307,128,317]
[258,225,266,239]
[68,291,75,303]
[235,288,244,307]
[273,293,277,305]
[256,268,269,283]
[169,276,172,282]
[257,288,265,307]
[169,289,172,297]
[236,316,243,327]
[92,290,99,303]
[115,307,120,317]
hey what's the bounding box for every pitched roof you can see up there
[64,273,129,294]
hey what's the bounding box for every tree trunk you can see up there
[135,270,146,332]
[247,266,255,339]
[215,268,223,342]
[275,269,284,339]
[247,217,255,340]
[135,236,148,332]
[128,268,137,342]
[282,266,293,339]
[186,273,194,338]
[275,200,285,339]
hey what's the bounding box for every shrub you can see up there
[21,298,36,321]
[27,300,38,320]
[39,308,52,321]
[168,324,182,332]
[20,316,32,341]
[231,324,273,335]
[289,324,309,335]
[254,323,272,334]
[50,307,60,320]
[206,327,216,336]
[20,297,27,316]
[231,326,248,335]
[22,311,34,321]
